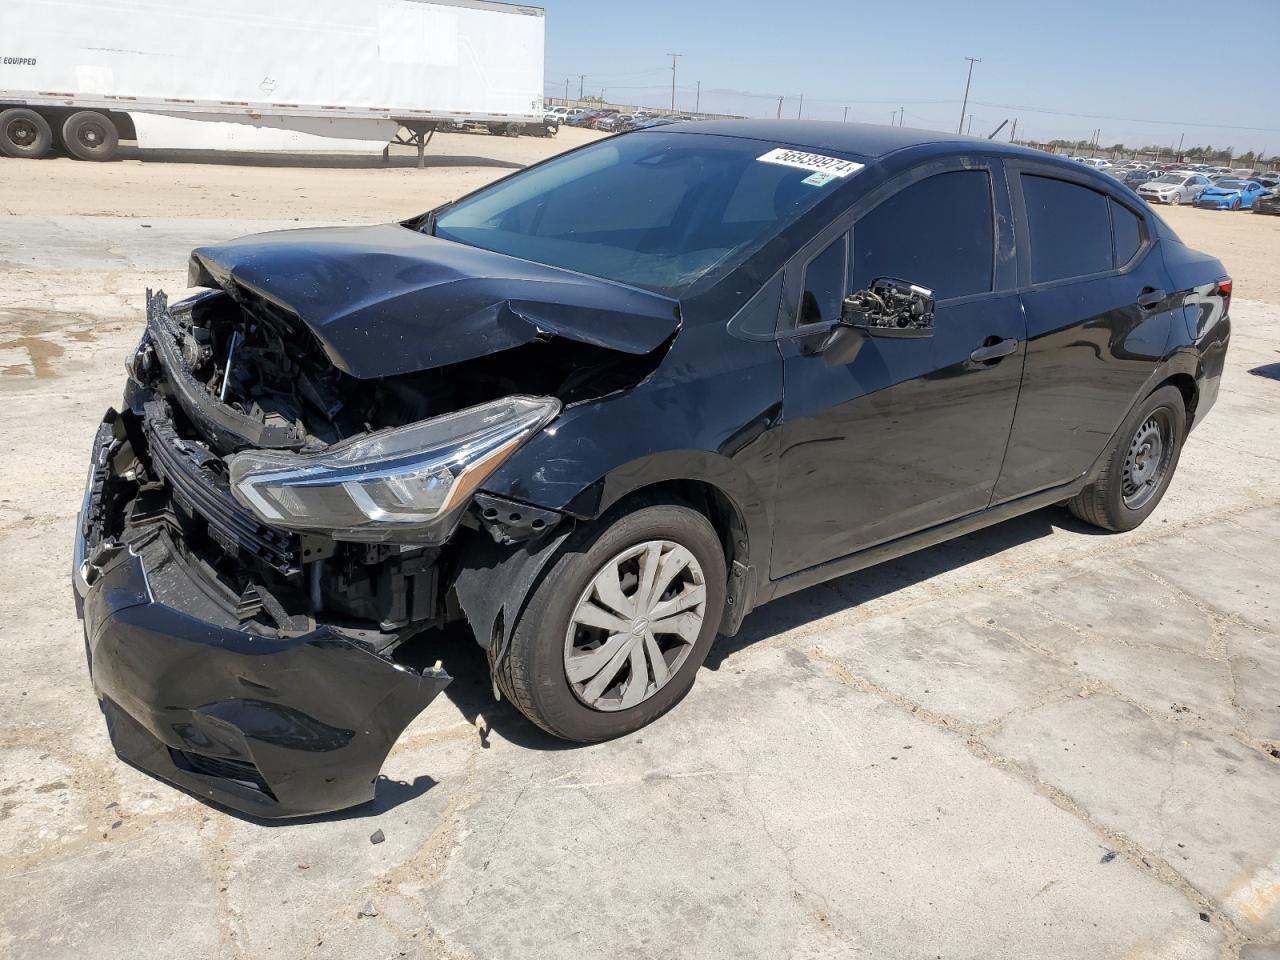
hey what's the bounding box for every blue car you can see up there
[1193,178,1267,210]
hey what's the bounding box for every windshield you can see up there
[433,132,857,294]
[1155,174,1184,184]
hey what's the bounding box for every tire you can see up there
[493,500,727,742]
[1231,198,1241,211]
[1067,385,1186,532]
[1168,193,1181,206]
[62,111,119,161]
[0,108,53,159]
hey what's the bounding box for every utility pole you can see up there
[1176,132,1185,160]
[890,109,897,126]
[563,78,568,102]
[578,74,585,100]
[797,93,803,119]
[966,113,973,135]
[667,53,682,113]
[695,80,701,114]
[958,56,981,134]
[776,96,783,119]
[1010,117,1017,142]
[899,107,904,127]
[842,106,849,122]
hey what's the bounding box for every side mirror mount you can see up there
[840,278,935,339]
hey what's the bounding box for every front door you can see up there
[770,160,1026,579]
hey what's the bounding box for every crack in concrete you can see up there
[793,644,1271,958]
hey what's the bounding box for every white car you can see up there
[1137,171,1210,205]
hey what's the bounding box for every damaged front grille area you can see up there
[143,404,300,576]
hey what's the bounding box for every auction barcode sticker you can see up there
[757,148,864,178]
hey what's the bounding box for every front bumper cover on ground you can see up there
[74,418,452,819]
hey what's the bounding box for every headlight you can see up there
[228,395,560,543]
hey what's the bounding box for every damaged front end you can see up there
[75,232,679,817]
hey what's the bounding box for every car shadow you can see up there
[400,503,1090,749]
[112,145,525,171]
[706,503,1091,668]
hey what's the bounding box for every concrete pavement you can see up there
[1,215,1277,959]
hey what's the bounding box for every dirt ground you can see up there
[2,133,1279,960]
[0,127,605,223]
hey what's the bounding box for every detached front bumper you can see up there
[74,416,451,819]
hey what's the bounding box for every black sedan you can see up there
[74,122,1231,817]
[1253,189,1280,215]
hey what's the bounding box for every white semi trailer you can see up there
[0,0,550,162]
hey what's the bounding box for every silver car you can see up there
[1137,171,1209,206]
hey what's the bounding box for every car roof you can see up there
[652,119,1021,160]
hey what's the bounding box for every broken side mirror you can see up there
[840,278,936,339]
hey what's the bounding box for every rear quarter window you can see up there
[1111,200,1144,268]
[1021,174,1112,283]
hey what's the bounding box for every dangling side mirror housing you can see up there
[840,278,936,339]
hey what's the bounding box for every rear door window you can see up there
[851,170,994,300]
[1021,174,1112,283]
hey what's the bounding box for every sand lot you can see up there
[1,133,1278,960]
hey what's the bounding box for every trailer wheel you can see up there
[0,108,54,159]
[504,122,521,138]
[62,111,119,161]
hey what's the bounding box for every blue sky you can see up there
[541,0,1279,156]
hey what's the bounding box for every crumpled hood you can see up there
[189,224,682,379]
[1200,187,1239,197]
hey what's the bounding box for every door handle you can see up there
[970,338,1019,363]
[1137,288,1167,310]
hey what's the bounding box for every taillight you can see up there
[1217,278,1232,313]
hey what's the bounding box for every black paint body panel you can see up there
[190,224,681,378]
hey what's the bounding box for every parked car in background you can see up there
[1109,168,1158,187]
[1255,173,1280,190]
[1193,178,1267,210]
[1077,157,1113,169]
[1138,171,1209,205]
[73,121,1230,817]
[1252,189,1280,215]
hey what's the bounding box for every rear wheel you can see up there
[1067,385,1186,532]
[62,111,119,161]
[493,501,726,742]
[0,108,53,159]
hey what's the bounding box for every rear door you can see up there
[992,165,1179,502]
[770,157,1026,578]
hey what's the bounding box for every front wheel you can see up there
[1067,385,1186,532]
[1168,193,1181,206]
[494,501,727,742]
[1231,197,1241,211]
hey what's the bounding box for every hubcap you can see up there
[7,119,36,146]
[564,540,706,712]
[1121,413,1170,509]
[78,123,106,147]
